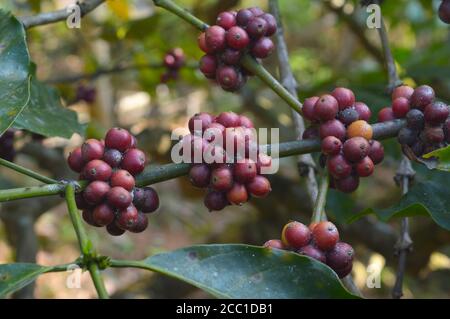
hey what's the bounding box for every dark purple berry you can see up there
[338,108,359,125]
[121,149,146,175]
[220,48,242,65]
[343,137,370,162]
[354,102,371,121]
[406,109,425,130]
[226,26,250,50]
[298,245,326,263]
[319,119,346,141]
[92,203,115,226]
[204,191,229,211]
[188,112,215,134]
[82,209,101,227]
[411,85,435,110]
[424,126,444,144]
[327,154,352,179]
[107,222,126,236]
[261,13,277,36]
[247,17,268,39]
[236,9,254,27]
[424,101,449,125]
[140,187,160,213]
[199,55,217,77]
[326,242,354,270]
[103,149,123,168]
[335,174,360,193]
[129,212,149,233]
[83,181,110,205]
[216,66,240,90]
[216,11,236,30]
[250,37,274,58]
[314,94,339,122]
[397,127,418,146]
[205,25,226,52]
[368,140,384,165]
[189,164,211,188]
[439,0,450,24]
[302,96,319,122]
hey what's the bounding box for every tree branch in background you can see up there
[20,0,106,29]
[269,0,319,209]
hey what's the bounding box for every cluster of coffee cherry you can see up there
[67,128,159,236]
[75,84,96,104]
[302,88,384,193]
[264,220,354,278]
[378,85,449,158]
[177,111,272,211]
[161,48,185,83]
[198,7,277,91]
[439,0,450,24]
[0,130,15,162]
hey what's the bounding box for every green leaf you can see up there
[143,244,358,299]
[349,181,450,231]
[421,145,450,172]
[13,77,85,138]
[0,10,32,135]
[0,263,50,298]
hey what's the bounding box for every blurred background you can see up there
[0,0,449,298]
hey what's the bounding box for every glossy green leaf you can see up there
[421,145,450,172]
[0,263,50,298]
[349,181,450,231]
[0,10,32,136]
[143,244,358,299]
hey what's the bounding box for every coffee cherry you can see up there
[343,137,370,162]
[189,112,215,134]
[314,94,339,122]
[128,212,148,233]
[424,126,445,144]
[92,203,115,226]
[110,169,135,191]
[377,107,395,122]
[234,159,257,183]
[319,119,346,141]
[236,9,254,26]
[439,0,450,23]
[121,149,146,175]
[367,140,384,165]
[226,183,249,205]
[246,175,271,198]
[326,242,354,271]
[303,126,320,140]
[216,11,236,30]
[411,85,435,110]
[83,159,112,181]
[204,191,229,211]
[68,147,84,173]
[331,87,355,110]
[247,17,268,38]
[205,25,226,52]
[335,262,353,278]
[105,128,133,152]
[392,85,414,100]
[281,221,311,249]
[346,120,373,140]
[211,165,234,191]
[256,153,272,174]
[312,221,339,251]
[337,108,359,125]
[83,181,110,205]
[411,140,425,156]
[116,204,139,230]
[424,101,449,125]
[397,127,418,146]
[139,187,160,213]
[205,122,226,144]
[220,48,242,65]
[107,186,132,209]
[249,7,264,16]
[392,97,410,118]
[216,66,240,90]
[356,156,374,177]
[106,222,126,236]
[216,111,240,128]
[250,37,274,58]
[198,32,213,54]
[81,139,104,162]
[335,174,359,193]
[354,102,372,122]
[199,55,217,77]
[321,136,342,155]
[188,164,211,188]
[327,154,352,179]
[302,96,319,122]
[238,115,254,128]
[308,222,319,232]
[103,149,123,168]
[75,193,91,209]
[263,239,285,250]
[82,209,101,227]
[226,26,250,50]
[406,109,425,130]
[261,13,277,36]
[298,245,326,263]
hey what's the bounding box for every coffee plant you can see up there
[0,0,448,300]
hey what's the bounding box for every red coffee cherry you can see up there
[368,140,384,165]
[246,175,271,198]
[331,87,355,111]
[103,149,123,168]
[411,85,435,110]
[68,147,84,173]
[216,11,236,30]
[204,191,229,211]
[82,209,101,227]
[216,66,240,90]
[236,9,254,27]
[281,221,311,249]
[121,149,146,175]
[439,0,450,24]
[326,242,354,271]
[256,153,272,174]
[83,159,112,181]
[129,212,149,233]
[261,13,277,36]
[298,245,326,263]
[106,222,126,236]
[81,139,104,162]
[424,126,445,144]
[250,37,274,58]
[205,25,227,52]
[356,156,374,177]
[335,174,360,193]
[312,221,339,251]
[314,94,339,121]
[138,187,160,213]
[107,186,132,209]
[198,32,214,54]
[354,102,372,121]
[377,107,395,122]
[189,112,215,134]
[263,239,285,250]
[335,262,353,278]
[92,203,115,226]
[226,26,250,50]
[319,119,346,141]
[302,96,320,122]
[189,164,211,188]
[321,136,342,155]
[392,97,411,118]
[216,111,240,128]
[211,165,234,191]
[105,128,133,152]
[238,115,254,128]
[110,169,135,191]
[247,17,268,38]
[83,181,110,205]
[220,48,242,65]
[343,137,370,163]
[392,85,414,100]
[234,159,257,183]
[424,101,449,125]
[199,55,218,77]
[327,154,352,179]
[116,204,139,230]
[249,7,264,16]
[226,183,249,205]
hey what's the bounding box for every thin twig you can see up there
[311,172,329,223]
[20,0,106,29]
[0,157,58,184]
[269,0,318,208]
